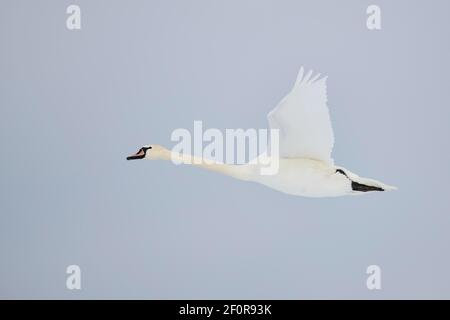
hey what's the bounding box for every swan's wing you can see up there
[267,67,335,164]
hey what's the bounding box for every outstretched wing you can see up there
[267,67,335,164]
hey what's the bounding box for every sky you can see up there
[1,0,450,298]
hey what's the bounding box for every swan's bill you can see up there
[126,146,152,160]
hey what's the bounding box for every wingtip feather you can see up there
[294,66,328,87]
[294,66,305,87]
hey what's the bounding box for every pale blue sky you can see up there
[1,0,449,298]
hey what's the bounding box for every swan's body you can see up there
[127,67,396,197]
[256,159,351,197]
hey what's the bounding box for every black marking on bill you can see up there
[127,146,152,160]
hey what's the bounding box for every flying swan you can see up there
[127,67,396,197]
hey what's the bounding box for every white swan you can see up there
[127,67,396,197]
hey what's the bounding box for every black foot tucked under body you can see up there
[351,181,384,192]
[336,169,384,192]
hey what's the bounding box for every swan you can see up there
[127,67,396,197]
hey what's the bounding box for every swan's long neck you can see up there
[155,148,255,181]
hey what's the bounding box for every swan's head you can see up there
[126,144,166,160]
